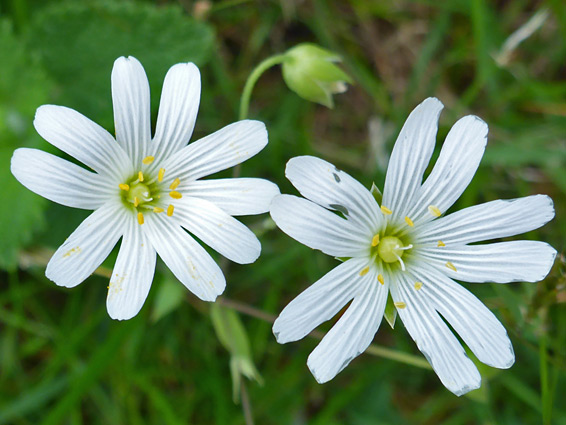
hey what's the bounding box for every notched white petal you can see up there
[382,97,444,220]
[107,218,157,320]
[11,148,113,210]
[273,257,369,344]
[270,194,369,258]
[180,178,280,216]
[163,120,268,181]
[416,195,555,245]
[46,204,126,288]
[152,62,201,162]
[285,156,382,233]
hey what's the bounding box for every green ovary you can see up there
[377,236,404,263]
[127,182,152,205]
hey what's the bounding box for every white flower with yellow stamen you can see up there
[269,97,556,395]
[11,56,279,320]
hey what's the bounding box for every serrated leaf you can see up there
[27,0,215,125]
[0,20,51,270]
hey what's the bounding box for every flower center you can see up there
[118,157,182,225]
[127,182,152,205]
[378,236,405,263]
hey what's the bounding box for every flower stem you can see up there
[238,54,287,120]
[217,297,432,370]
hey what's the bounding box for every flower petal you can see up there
[180,178,280,216]
[33,105,133,182]
[307,266,388,383]
[111,56,151,165]
[285,156,382,233]
[143,213,225,301]
[11,148,114,210]
[162,120,268,181]
[151,63,200,159]
[273,257,370,344]
[382,98,444,221]
[174,196,261,264]
[391,272,481,396]
[46,203,127,288]
[270,195,369,257]
[417,241,557,283]
[412,263,514,369]
[415,195,555,245]
[407,115,488,225]
[107,217,156,320]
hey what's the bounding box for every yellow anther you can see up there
[428,205,441,217]
[170,178,180,190]
[169,191,182,199]
[405,216,414,227]
[142,156,154,165]
[153,207,164,213]
[380,206,392,215]
[414,281,423,290]
[158,168,165,182]
[119,183,129,191]
[138,171,144,182]
[134,197,139,207]
[371,234,380,247]
[394,301,406,309]
[437,240,445,247]
[377,274,384,285]
[137,212,144,225]
[167,204,174,216]
[359,266,370,276]
[445,262,457,272]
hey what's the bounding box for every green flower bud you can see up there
[282,43,353,108]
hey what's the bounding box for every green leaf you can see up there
[27,0,215,125]
[210,304,263,403]
[0,20,51,270]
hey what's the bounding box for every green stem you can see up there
[238,54,287,120]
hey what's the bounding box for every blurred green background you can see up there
[1,0,565,424]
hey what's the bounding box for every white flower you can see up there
[11,56,279,321]
[269,97,556,396]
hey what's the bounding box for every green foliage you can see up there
[27,0,214,125]
[0,20,50,270]
[1,0,565,424]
